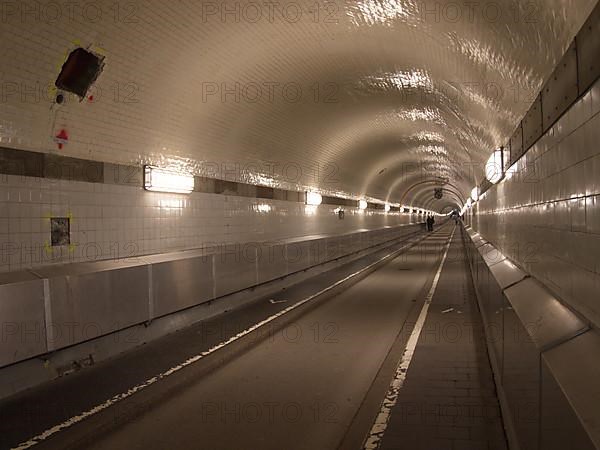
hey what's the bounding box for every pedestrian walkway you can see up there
[379,231,507,450]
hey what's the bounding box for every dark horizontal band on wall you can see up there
[193,176,306,203]
[321,196,356,207]
[506,2,599,168]
[0,146,396,210]
[479,1,600,195]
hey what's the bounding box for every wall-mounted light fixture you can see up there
[256,203,272,213]
[358,200,368,210]
[306,192,323,206]
[485,148,504,184]
[471,186,479,202]
[384,204,391,213]
[144,166,194,194]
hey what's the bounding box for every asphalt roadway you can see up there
[15,225,458,450]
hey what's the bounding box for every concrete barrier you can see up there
[0,223,423,375]
[462,225,599,450]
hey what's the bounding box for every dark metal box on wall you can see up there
[509,123,524,167]
[541,42,579,132]
[522,94,543,152]
[576,3,600,94]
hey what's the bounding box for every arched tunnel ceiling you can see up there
[1,0,596,211]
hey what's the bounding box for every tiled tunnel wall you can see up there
[0,172,417,273]
[471,76,600,328]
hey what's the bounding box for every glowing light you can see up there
[485,149,504,184]
[384,204,391,212]
[306,192,323,206]
[471,187,479,202]
[348,0,414,26]
[415,131,444,143]
[466,198,473,208]
[159,198,183,208]
[369,70,433,91]
[304,205,319,215]
[256,204,272,213]
[144,166,194,194]
[359,200,368,210]
[394,107,445,124]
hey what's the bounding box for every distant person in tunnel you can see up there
[426,214,435,232]
[451,210,459,224]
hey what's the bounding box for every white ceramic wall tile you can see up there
[0,174,417,273]
[474,77,600,328]
[585,196,600,235]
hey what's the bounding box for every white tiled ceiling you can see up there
[0,0,595,210]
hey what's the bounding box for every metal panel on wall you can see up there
[540,358,596,450]
[522,94,544,151]
[256,242,288,285]
[323,236,343,262]
[489,260,527,290]
[576,2,600,94]
[285,240,314,274]
[44,263,150,350]
[479,178,492,197]
[501,277,590,450]
[486,277,504,378]
[541,42,579,132]
[0,273,47,368]
[337,233,357,256]
[541,331,600,450]
[213,246,258,298]
[477,243,505,267]
[463,229,599,450]
[510,124,524,166]
[504,278,587,349]
[502,291,541,450]
[149,252,214,318]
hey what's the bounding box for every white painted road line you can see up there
[13,231,432,450]
[363,227,456,450]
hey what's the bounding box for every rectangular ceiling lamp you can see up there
[144,166,194,194]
